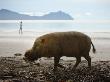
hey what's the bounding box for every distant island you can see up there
[0,9,73,20]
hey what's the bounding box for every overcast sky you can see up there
[0,0,110,20]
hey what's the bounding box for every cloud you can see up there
[20,12,34,16]
[35,12,49,16]
[85,12,92,16]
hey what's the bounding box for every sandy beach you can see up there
[0,31,110,81]
[0,56,110,82]
[1,0,110,81]
[0,31,110,61]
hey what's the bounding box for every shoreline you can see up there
[0,31,110,61]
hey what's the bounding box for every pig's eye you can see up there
[41,39,45,43]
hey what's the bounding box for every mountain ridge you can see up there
[0,9,73,20]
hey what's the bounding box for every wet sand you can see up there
[0,31,110,81]
[0,31,110,61]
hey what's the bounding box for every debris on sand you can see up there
[0,57,110,82]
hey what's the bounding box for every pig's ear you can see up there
[41,39,45,43]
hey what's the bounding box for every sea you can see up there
[0,20,110,39]
[0,20,110,61]
[0,20,110,32]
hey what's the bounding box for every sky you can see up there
[0,0,110,20]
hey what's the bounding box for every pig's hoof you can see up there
[87,67,91,70]
[72,67,77,71]
[34,63,40,66]
[58,64,65,68]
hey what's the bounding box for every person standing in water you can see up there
[19,21,23,34]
